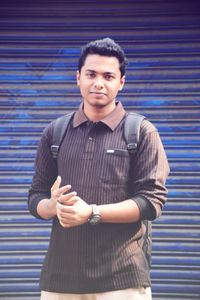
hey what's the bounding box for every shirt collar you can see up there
[73,101,125,131]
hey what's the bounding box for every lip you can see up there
[90,91,107,96]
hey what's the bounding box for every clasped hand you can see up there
[51,176,92,228]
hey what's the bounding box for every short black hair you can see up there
[78,38,128,78]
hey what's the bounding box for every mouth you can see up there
[90,91,107,96]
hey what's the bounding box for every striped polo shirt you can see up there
[28,101,169,294]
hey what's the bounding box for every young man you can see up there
[28,38,170,300]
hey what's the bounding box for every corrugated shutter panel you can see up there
[0,1,200,299]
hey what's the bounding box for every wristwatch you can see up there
[88,204,102,225]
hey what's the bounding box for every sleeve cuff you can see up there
[132,196,156,221]
[28,194,48,220]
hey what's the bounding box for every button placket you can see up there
[83,123,97,158]
[86,128,95,152]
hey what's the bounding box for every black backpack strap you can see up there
[51,112,75,159]
[124,112,145,154]
[142,219,152,268]
[124,112,152,268]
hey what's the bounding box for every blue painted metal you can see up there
[0,0,200,299]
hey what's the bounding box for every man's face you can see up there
[76,54,125,110]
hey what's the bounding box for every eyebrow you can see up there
[85,69,116,75]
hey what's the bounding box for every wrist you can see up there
[88,204,102,225]
[36,198,57,220]
[87,205,93,219]
[47,198,57,217]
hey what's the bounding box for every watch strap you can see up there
[90,204,100,216]
[88,204,101,225]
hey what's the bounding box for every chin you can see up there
[92,102,106,108]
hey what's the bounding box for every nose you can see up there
[94,76,104,89]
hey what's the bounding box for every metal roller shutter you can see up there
[0,1,200,299]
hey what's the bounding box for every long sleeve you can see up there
[28,123,57,219]
[132,120,170,221]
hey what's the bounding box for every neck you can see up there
[83,102,116,122]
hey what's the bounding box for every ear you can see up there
[76,70,80,86]
[119,75,125,91]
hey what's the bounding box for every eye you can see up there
[86,72,95,78]
[105,74,114,80]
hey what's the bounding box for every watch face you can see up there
[89,215,101,225]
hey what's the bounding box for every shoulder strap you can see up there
[51,112,75,159]
[124,112,145,154]
[51,111,145,159]
[124,112,152,268]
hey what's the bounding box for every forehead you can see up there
[82,54,120,73]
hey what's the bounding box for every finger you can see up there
[51,176,61,192]
[62,196,79,206]
[56,205,79,228]
[56,203,68,221]
[58,185,72,197]
[53,184,72,202]
[56,209,70,228]
[59,213,76,227]
[57,202,75,214]
[57,188,73,204]
[59,220,71,228]
[56,204,74,224]
[59,192,77,204]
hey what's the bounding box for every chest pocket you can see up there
[99,149,131,185]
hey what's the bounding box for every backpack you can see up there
[50,111,152,268]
